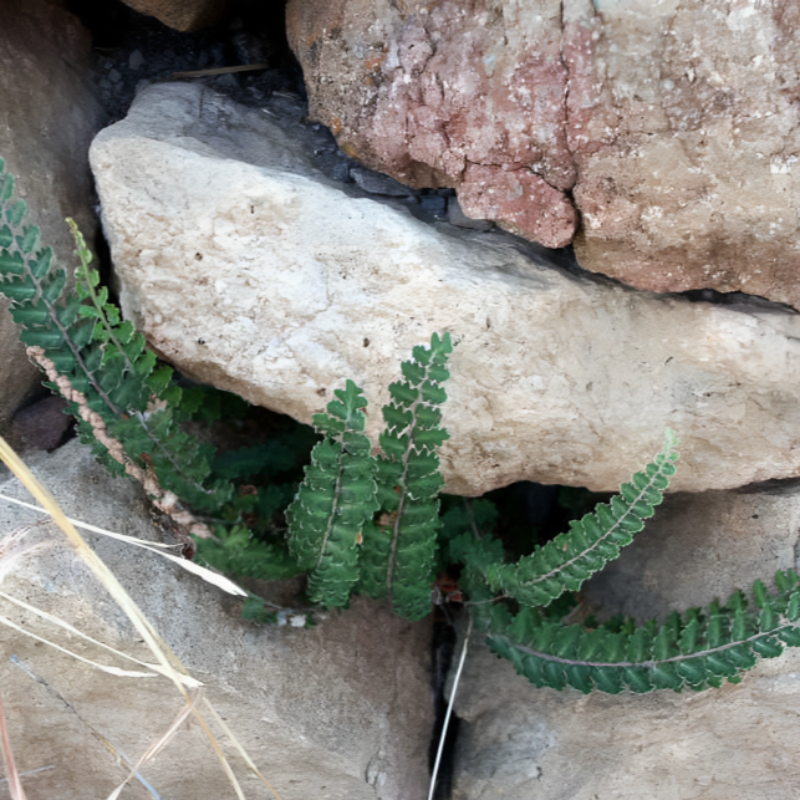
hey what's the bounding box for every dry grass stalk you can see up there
[0,434,283,800]
[0,494,247,597]
[0,690,27,800]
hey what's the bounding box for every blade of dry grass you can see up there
[201,698,284,800]
[105,690,204,800]
[0,612,158,680]
[0,690,27,800]
[0,493,248,597]
[171,63,269,78]
[0,435,282,799]
[0,590,202,686]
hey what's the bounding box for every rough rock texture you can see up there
[0,439,432,800]
[287,0,800,309]
[89,82,800,496]
[453,484,800,799]
[286,0,577,249]
[584,483,800,622]
[120,0,232,31]
[0,0,101,444]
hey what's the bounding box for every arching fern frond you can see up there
[358,333,453,620]
[485,430,679,608]
[0,160,239,522]
[481,569,800,694]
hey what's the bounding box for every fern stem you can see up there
[386,392,426,596]
[21,261,123,416]
[65,219,215,498]
[314,464,345,571]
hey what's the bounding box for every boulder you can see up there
[452,483,800,799]
[90,82,800,495]
[0,0,102,444]
[119,0,232,31]
[286,0,577,249]
[0,439,433,800]
[286,0,800,310]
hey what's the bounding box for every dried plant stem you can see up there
[428,616,472,800]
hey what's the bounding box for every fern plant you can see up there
[2,157,800,696]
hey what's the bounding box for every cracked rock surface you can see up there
[287,0,800,309]
[90,82,800,495]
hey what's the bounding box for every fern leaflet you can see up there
[286,380,379,607]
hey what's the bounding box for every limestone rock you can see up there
[452,484,800,799]
[90,83,800,495]
[286,0,800,309]
[455,631,800,799]
[0,439,432,800]
[120,0,232,31]
[0,0,102,444]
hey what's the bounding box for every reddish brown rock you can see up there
[286,0,578,249]
[288,0,800,308]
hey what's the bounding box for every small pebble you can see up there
[351,166,413,197]
[128,49,145,70]
[12,396,72,452]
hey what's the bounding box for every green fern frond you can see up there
[286,380,379,607]
[358,333,453,620]
[0,160,241,515]
[481,568,800,694]
[485,430,679,608]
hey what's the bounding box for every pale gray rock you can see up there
[0,439,432,800]
[453,483,800,799]
[90,83,800,495]
[0,0,102,445]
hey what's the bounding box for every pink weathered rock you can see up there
[287,0,800,308]
[286,0,578,248]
